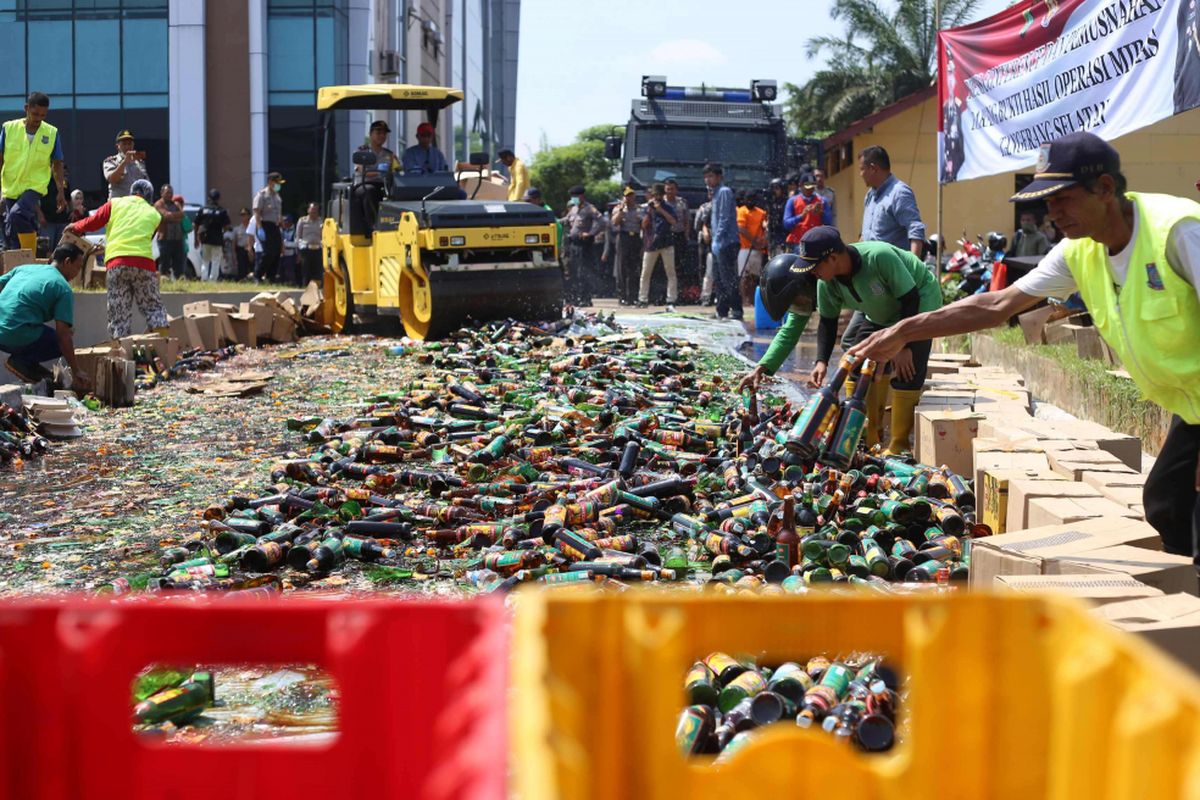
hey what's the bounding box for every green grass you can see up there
[80,278,301,294]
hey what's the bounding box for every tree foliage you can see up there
[784,0,981,138]
[528,125,622,213]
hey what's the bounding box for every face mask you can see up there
[1021,222,1036,233]
[273,184,281,194]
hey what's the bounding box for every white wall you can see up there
[168,0,206,202]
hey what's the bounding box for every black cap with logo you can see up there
[1010,131,1121,202]
[797,225,845,263]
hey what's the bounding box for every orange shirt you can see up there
[737,205,767,251]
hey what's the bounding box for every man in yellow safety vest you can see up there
[0,92,67,252]
[66,179,168,339]
[850,131,1200,571]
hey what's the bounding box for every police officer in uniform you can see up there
[103,129,149,200]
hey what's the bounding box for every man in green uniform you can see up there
[741,226,942,453]
[850,131,1200,567]
[0,241,89,389]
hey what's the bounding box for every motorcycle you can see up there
[942,234,987,296]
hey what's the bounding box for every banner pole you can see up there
[935,0,944,281]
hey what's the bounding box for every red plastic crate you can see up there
[0,595,508,800]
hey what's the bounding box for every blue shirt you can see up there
[0,263,73,347]
[711,184,738,252]
[861,173,925,249]
[401,145,449,175]
[645,199,675,250]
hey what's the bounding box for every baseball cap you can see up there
[1010,131,1121,202]
[622,186,635,196]
[568,184,586,196]
[416,121,435,136]
[369,120,391,133]
[797,226,844,263]
[267,171,285,183]
[522,187,541,201]
[800,172,817,189]
[115,130,134,143]
[497,146,514,158]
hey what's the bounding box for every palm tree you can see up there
[785,0,982,137]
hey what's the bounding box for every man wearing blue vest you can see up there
[0,92,67,252]
[850,131,1200,568]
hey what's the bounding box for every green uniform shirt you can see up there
[817,241,940,324]
[757,241,940,375]
[0,263,73,348]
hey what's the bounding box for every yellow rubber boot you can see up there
[864,380,889,448]
[17,232,37,253]
[884,388,922,455]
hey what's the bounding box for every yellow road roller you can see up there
[316,84,562,339]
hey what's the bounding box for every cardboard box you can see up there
[269,312,296,343]
[119,334,181,369]
[245,302,275,339]
[74,343,123,378]
[1006,478,1103,532]
[228,313,259,347]
[1025,496,1141,529]
[1057,545,1198,596]
[1044,317,1077,344]
[1094,594,1200,670]
[972,438,1051,498]
[1018,305,1054,344]
[981,470,1061,534]
[994,573,1164,605]
[1,249,34,274]
[1045,419,1141,471]
[1046,447,1137,481]
[181,300,213,317]
[915,409,984,477]
[187,313,221,351]
[969,517,1163,589]
[917,390,975,411]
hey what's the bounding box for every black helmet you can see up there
[760,253,817,321]
[986,231,1007,252]
[769,177,784,190]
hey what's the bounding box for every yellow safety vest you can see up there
[1063,191,1200,423]
[1,117,57,199]
[105,195,162,261]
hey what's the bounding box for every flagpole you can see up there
[935,0,944,281]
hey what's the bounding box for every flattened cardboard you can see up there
[916,409,984,477]
[1006,479,1103,532]
[995,573,1164,605]
[1025,496,1141,529]
[969,517,1163,590]
[1094,594,1200,670]
[1057,546,1198,596]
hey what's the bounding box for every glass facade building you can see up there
[0,0,170,199]
[0,0,518,219]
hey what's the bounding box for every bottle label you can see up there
[828,408,866,462]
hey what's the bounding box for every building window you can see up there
[267,0,348,218]
[0,1,169,197]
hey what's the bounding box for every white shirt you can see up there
[1014,206,1200,305]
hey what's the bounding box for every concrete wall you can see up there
[825,96,1200,245]
[205,0,252,212]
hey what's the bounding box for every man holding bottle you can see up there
[740,226,941,453]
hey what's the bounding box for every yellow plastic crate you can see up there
[512,591,1200,800]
